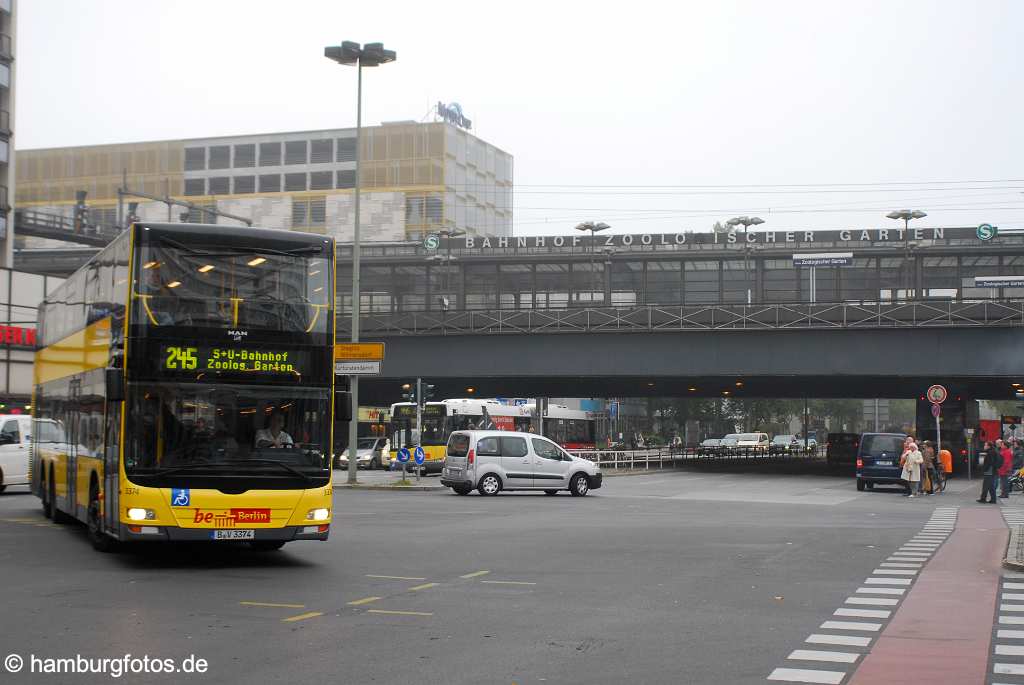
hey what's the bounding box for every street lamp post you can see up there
[325,41,396,485]
[575,221,610,304]
[886,209,927,300]
[726,216,764,304]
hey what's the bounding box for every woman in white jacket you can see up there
[900,440,924,498]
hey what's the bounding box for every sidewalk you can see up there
[333,469,445,491]
[847,505,1007,685]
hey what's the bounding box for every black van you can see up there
[826,433,860,469]
[855,432,908,491]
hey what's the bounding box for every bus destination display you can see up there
[161,345,302,375]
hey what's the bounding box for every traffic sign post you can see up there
[965,427,975,480]
[414,446,425,482]
[926,385,948,404]
[398,447,410,481]
[932,402,942,462]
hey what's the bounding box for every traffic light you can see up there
[401,383,416,404]
[422,384,436,402]
[73,190,89,233]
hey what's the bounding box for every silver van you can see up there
[441,430,603,497]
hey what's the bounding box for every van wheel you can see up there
[88,482,117,553]
[252,541,287,551]
[478,474,502,496]
[452,484,472,496]
[569,474,590,497]
[856,478,865,491]
[544,490,558,496]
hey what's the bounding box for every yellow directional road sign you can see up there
[334,342,385,361]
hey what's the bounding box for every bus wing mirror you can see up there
[335,390,353,421]
[105,368,125,402]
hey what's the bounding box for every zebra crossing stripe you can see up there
[767,667,844,684]
[787,649,859,664]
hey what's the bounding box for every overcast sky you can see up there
[16,0,1024,236]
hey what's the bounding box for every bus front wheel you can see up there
[88,481,117,553]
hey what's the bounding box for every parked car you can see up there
[735,432,770,456]
[334,437,387,470]
[698,438,722,456]
[0,414,32,493]
[770,434,800,455]
[855,432,909,491]
[719,434,740,456]
[441,430,602,496]
[826,433,860,469]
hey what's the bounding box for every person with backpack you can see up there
[978,441,999,503]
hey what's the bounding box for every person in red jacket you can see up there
[999,438,1014,498]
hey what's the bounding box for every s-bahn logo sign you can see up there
[437,101,472,130]
[977,223,998,241]
[423,233,440,250]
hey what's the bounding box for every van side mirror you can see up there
[105,368,125,402]
[335,390,353,421]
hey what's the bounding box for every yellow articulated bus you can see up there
[32,222,337,552]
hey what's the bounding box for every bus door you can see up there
[103,398,122,535]
[66,378,81,513]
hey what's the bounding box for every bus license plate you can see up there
[211,530,255,541]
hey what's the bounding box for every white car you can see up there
[441,430,602,496]
[334,437,387,470]
[0,414,32,492]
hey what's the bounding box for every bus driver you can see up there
[255,409,294,448]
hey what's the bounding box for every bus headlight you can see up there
[127,508,155,521]
[306,508,330,521]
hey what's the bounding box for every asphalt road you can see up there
[0,469,978,685]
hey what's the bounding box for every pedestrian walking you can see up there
[900,440,923,498]
[920,441,940,495]
[999,438,1014,498]
[978,441,999,503]
[1013,438,1024,472]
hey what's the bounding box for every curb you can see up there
[335,484,443,492]
[1003,524,1024,569]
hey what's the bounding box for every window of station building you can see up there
[722,260,755,304]
[183,178,206,196]
[570,262,605,305]
[610,261,642,307]
[498,264,533,310]
[259,142,282,166]
[285,140,308,165]
[185,203,217,223]
[207,176,230,196]
[684,260,719,304]
[233,175,255,194]
[233,143,256,168]
[645,261,682,305]
[292,195,326,229]
[336,169,356,189]
[465,264,498,310]
[184,147,205,171]
[208,145,230,170]
[394,265,427,312]
[360,266,393,313]
[800,266,837,303]
[0,63,8,89]
[922,256,958,298]
[309,171,333,191]
[258,174,281,193]
[961,255,1001,300]
[0,139,8,164]
[840,258,876,303]
[336,137,357,163]
[310,139,333,165]
[878,256,915,301]
[284,173,307,192]
[535,263,569,309]
[763,259,797,303]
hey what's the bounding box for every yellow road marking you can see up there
[367,574,427,581]
[240,601,306,609]
[282,611,324,622]
[480,581,537,586]
[407,582,439,592]
[347,596,382,606]
[367,610,433,617]
[3,518,41,523]
[460,570,490,579]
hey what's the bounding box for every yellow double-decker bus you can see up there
[32,222,337,552]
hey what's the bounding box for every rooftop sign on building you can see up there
[437,101,472,130]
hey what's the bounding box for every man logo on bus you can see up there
[171,488,190,507]
[228,329,248,341]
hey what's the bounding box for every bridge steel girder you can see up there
[358,327,1022,402]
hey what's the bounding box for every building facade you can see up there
[16,121,513,244]
[0,0,15,266]
[0,267,63,412]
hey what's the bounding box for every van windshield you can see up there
[738,434,762,442]
[860,435,905,456]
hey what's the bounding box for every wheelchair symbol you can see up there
[171,488,190,507]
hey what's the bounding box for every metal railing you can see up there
[567,445,824,471]
[340,299,1024,336]
[13,209,124,247]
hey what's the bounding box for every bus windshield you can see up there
[135,239,331,334]
[125,383,331,486]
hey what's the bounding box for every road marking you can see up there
[998,630,1024,638]
[767,667,844,683]
[1002,604,1024,612]
[367,609,433,617]
[846,597,899,606]
[1000,616,1024,624]
[347,596,382,606]
[820,620,881,632]
[1004,594,1024,601]
[880,563,922,568]
[480,580,537,586]
[787,650,859,664]
[282,611,324,622]
[239,601,306,608]
[834,608,890,619]
[1005,583,1024,590]
[366,575,427,581]
[996,645,1024,656]
[805,634,872,647]
[408,582,439,592]
[872,569,917,575]
[856,587,905,595]
[995,663,1024,675]
[864,577,912,585]
[460,570,491,579]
